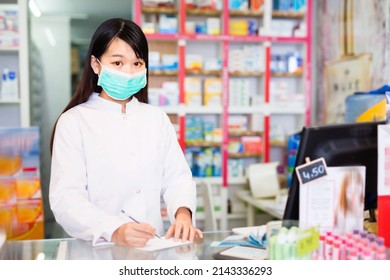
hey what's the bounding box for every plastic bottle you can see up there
[0,68,9,100]
[325,237,333,260]
[8,70,18,99]
[344,239,352,259]
[274,227,288,260]
[347,247,358,260]
[361,248,374,260]
[0,68,18,100]
[286,226,299,260]
[339,237,347,260]
[204,148,213,177]
[375,245,387,260]
[212,149,221,177]
[317,234,325,260]
[332,240,341,260]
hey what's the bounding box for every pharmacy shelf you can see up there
[0,46,19,52]
[186,69,222,76]
[162,104,303,115]
[149,70,178,76]
[0,0,30,127]
[229,131,262,137]
[269,102,305,114]
[229,71,263,77]
[272,71,303,77]
[141,6,177,15]
[228,35,308,43]
[136,0,311,164]
[229,9,305,19]
[193,176,246,185]
[145,33,179,40]
[272,10,306,19]
[187,8,222,16]
[229,152,262,159]
[185,141,221,148]
[161,106,227,115]
[270,141,287,148]
[228,106,267,114]
[0,99,21,104]
[185,106,223,114]
[135,0,312,229]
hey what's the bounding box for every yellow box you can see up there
[10,200,44,240]
[185,92,202,106]
[0,179,16,204]
[16,178,41,200]
[204,78,222,106]
[0,200,44,240]
[0,155,22,176]
[17,200,43,223]
[0,204,17,237]
[185,77,202,106]
[10,218,44,240]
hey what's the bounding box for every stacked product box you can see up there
[203,78,222,107]
[0,127,43,240]
[186,147,222,177]
[228,136,262,154]
[229,45,264,73]
[229,79,251,106]
[185,77,202,106]
[148,82,179,106]
[0,6,19,47]
[185,115,222,177]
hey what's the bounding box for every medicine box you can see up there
[185,77,202,106]
[186,54,203,70]
[204,78,222,106]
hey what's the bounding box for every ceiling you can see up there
[33,0,134,45]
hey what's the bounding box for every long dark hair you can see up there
[50,18,149,154]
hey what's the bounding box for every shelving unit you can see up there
[0,0,30,127]
[133,0,312,229]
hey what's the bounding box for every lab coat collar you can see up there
[88,92,139,112]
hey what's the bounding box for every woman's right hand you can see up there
[111,222,156,247]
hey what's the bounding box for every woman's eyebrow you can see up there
[110,54,124,58]
[110,54,142,61]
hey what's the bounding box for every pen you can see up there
[120,210,161,239]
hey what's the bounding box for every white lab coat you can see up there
[49,93,196,245]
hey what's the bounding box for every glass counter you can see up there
[0,231,232,260]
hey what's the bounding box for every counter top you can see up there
[0,231,233,260]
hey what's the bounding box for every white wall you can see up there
[30,16,71,223]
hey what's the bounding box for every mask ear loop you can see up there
[95,58,104,80]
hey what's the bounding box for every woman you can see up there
[49,18,202,247]
[333,169,365,234]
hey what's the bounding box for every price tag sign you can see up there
[296,157,328,185]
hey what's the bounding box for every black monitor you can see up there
[283,120,385,221]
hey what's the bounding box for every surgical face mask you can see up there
[97,60,147,100]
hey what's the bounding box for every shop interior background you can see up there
[3,0,388,238]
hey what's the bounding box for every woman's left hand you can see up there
[165,207,203,242]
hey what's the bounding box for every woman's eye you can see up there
[134,61,143,67]
[113,62,121,66]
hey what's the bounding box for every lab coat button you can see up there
[136,189,141,193]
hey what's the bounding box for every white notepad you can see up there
[220,246,267,260]
[136,237,192,251]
